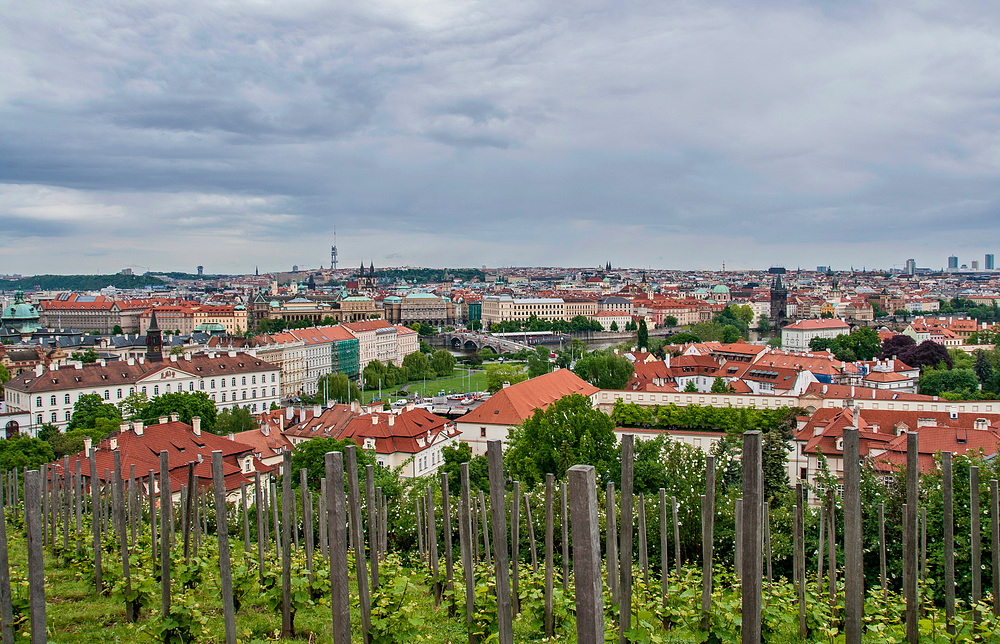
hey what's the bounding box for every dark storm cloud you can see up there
[2,0,1000,272]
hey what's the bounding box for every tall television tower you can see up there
[330,227,338,271]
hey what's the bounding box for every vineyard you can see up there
[1,429,1000,643]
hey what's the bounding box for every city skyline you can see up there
[4,2,1000,273]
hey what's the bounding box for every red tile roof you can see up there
[460,369,599,426]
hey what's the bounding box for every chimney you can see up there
[228,351,237,357]
[83,436,92,453]
[406,402,414,412]
[192,416,202,436]
[158,416,168,424]
[286,407,294,420]
[34,364,43,376]
[227,433,234,441]
[49,363,58,371]
[119,422,130,433]
[133,421,144,436]
[98,359,106,367]
[388,415,395,427]
[127,358,135,366]
[184,353,191,361]
[502,381,511,389]
[372,415,379,425]
[169,412,179,422]
[74,362,83,370]
[109,437,118,450]
[313,404,321,418]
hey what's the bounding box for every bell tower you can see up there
[146,310,163,362]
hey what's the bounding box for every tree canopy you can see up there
[139,391,219,432]
[505,393,617,486]
[66,393,122,432]
[572,351,633,389]
[486,363,526,393]
[0,436,55,471]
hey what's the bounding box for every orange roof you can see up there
[461,369,599,426]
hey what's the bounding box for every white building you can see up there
[3,351,281,433]
[781,319,850,350]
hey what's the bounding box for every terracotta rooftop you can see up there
[460,369,599,427]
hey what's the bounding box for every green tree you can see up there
[841,327,881,360]
[70,348,99,363]
[66,393,122,431]
[430,350,456,377]
[974,350,994,387]
[440,442,490,493]
[527,345,552,379]
[469,319,483,331]
[0,436,54,471]
[486,363,526,393]
[0,363,9,397]
[112,324,124,335]
[664,315,678,327]
[637,319,649,350]
[310,373,361,404]
[505,393,617,486]
[918,368,980,397]
[710,377,729,393]
[821,310,834,319]
[120,391,149,421]
[216,406,257,434]
[756,314,770,334]
[419,341,434,354]
[731,304,754,325]
[720,324,741,343]
[610,321,619,332]
[572,352,633,389]
[140,391,218,432]
[402,352,430,381]
[684,380,698,392]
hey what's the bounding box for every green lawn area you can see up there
[360,369,489,404]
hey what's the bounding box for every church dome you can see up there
[712,284,730,294]
[1,291,41,334]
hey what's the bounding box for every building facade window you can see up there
[50,395,56,406]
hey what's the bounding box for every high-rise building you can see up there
[948,256,959,270]
[904,259,916,276]
[197,265,204,276]
[987,254,995,271]
[972,260,980,270]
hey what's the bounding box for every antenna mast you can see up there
[331,227,339,271]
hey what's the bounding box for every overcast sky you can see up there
[3,0,1000,275]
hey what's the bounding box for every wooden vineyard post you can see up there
[319,478,329,562]
[843,427,862,644]
[764,501,772,592]
[701,455,715,632]
[148,471,157,565]
[827,492,836,611]
[569,465,604,644]
[442,473,455,615]
[211,451,237,644]
[291,486,299,552]
[303,472,314,584]
[90,451,102,593]
[346,446,373,644]
[281,451,293,638]
[0,463,14,644]
[562,484,570,591]
[271,480,280,558]
[24,471,45,644]
[416,497,425,563]
[795,483,806,639]
[741,431,762,644]
[459,463,474,644]
[638,493,649,591]
[478,490,492,568]
[511,480,520,615]
[904,432,918,644]
[41,464,47,550]
[160,451,171,622]
[75,461,82,556]
[971,465,981,624]
[255,472,265,582]
[241,482,250,554]
[113,452,136,622]
[942,453,955,633]
[817,502,824,596]
[545,473,554,637]
[671,496,680,575]
[365,465,379,590]
[428,486,440,606]
[472,495,479,563]
[992,480,1000,618]
[486,441,513,644]
[620,433,634,644]
[526,493,539,574]
[607,482,618,605]
[920,507,928,583]
[325,451,351,644]
[128,465,137,549]
[878,502,887,603]
[659,489,668,611]
[735,498,743,581]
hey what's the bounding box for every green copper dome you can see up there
[1,291,41,333]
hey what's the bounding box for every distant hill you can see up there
[0,274,167,291]
[376,268,486,283]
